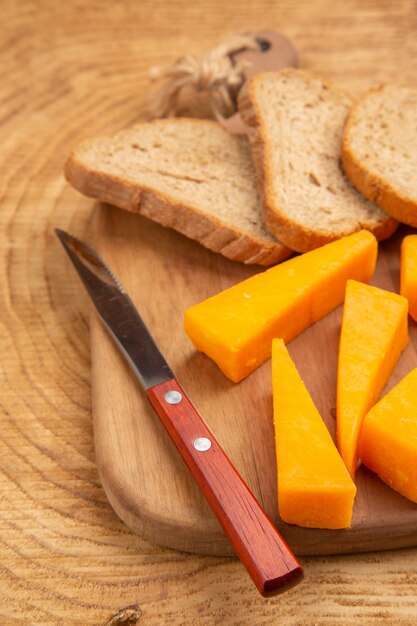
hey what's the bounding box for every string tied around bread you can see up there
[148,35,260,120]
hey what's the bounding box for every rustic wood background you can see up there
[2,1,417,624]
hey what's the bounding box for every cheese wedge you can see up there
[400,234,417,322]
[184,230,378,382]
[359,369,417,503]
[272,339,356,529]
[337,280,409,477]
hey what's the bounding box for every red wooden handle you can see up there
[146,378,303,597]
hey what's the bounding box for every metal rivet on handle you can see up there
[193,437,212,452]
[164,390,183,405]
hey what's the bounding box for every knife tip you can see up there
[55,229,79,254]
[54,228,69,247]
[54,227,68,241]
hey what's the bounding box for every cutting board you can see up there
[90,203,417,556]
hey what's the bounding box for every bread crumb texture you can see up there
[65,118,290,265]
[343,84,417,226]
[239,69,397,251]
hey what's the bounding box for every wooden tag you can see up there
[220,30,298,134]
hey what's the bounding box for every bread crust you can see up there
[238,70,398,252]
[342,86,417,228]
[65,119,291,266]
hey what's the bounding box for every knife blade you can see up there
[55,228,303,597]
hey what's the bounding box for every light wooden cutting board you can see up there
[90,203,417,557]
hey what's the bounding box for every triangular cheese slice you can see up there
[337,280,408,477]
[359,368,417,503]
[272,338,356,529]
[185,230,378,382]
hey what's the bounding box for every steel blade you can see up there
[55,228,174,390]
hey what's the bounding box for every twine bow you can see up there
[148,35,260,120]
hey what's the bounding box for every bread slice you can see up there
[238,69,397,252]
[65,118,291,266]
[342,84,417,227]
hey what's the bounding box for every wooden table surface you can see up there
[2,1,417,624]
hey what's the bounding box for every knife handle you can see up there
[146,378,303,597]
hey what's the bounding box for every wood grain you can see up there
[2,0,417,624]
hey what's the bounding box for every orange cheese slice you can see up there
[359,369,417,503]
[337,280,409,478]
[184,231,378,382]
[272,338,356,529]
[400,234,417,322]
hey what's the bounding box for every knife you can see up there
[55,228,303,597]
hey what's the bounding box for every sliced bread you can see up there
[342,84,417,227]
[65,118,291,266]
[238,69,397,252]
